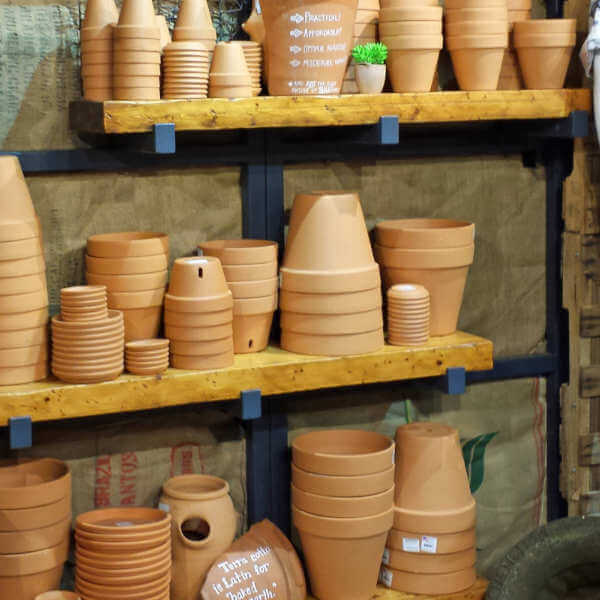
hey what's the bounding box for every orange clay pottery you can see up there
[160,474,237,600]
[199,239,277,265]
[375,219,474,248]
[86,271,168,292]
[0,516,70,553]
[35,592,81,600]
[281,308,382,335]
[168,257,230,299]
[85,254,168,274]
[242,0,266,44]
[379,565,476,594]
[293,506,393,600]
[394,423,476,533]
[382,546,476,573]
[280,287,381,314]
[0,157,37,224]
[107,289,165,342]
[173,0,217,50]
[261,0,358,95]
[86,232,168,258]
[202,520,306,600]
[281,329,384,356]
[387,284,430,346]
[164,308,232,327]
[292,430,394,475]
[387,527,476,554]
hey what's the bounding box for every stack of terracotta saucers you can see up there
[173,0,217,61]
[51,286,124,383]
[75,507,171,600]
[125,339,169,375]
[165,257,234,370]
[231,41,263,96]
[280,191,384,356]
[198,240,277,354]
[162,41,210,99]
[86,232,169,342]
[113,0,162,100]
[387,284,430,346]
[292,430,394,600]
[0,459,71,598]
[380,423,477,595]
[209,42,252,98]
[0,156,49,386]
[80,0,119,100]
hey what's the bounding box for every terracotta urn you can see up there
[201,520,306,600]
[355,63,386,93]
[160,474,238,600]
[394,423,476,534]
[261,0,358,95]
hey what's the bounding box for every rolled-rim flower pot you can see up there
[382,546,476,573]
[86,270,168,292]
[514,34,574,89]
[35,592,81,600]
[387,48,440,92]
[164,292,233,314]
[0,362,48,385]
[280,287,381,314]
[375,218,475,249]
[171,351,233,370]
[0,219,40,243]
[0,326,47,350]
[445,6,507,21]
[380,6,442,20]
[0,516,70,553]
[169,257,229,298]
[387,527,476,554]
[281,308,383,335]
[232,312,274,353]
[228,277,278,299]
[281,328,383,356]
[261,0,358,95]
[394,423,476,533]
[0,157,37,225]
[379,565,476,594]
[87,232,168,258]
[293,429,394,476]
[280,265,381,294]
[86,253,168,275]
[355,64,386,94]
[0,237,44,261]
[446,20,508,36]
[379,21,442,35]
[292,506,393,600]
[164,308,232,328]
[222,262,277,281]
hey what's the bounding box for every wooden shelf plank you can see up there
[69,90,591,134]
[0,331,492,425]
[309,579,488,600]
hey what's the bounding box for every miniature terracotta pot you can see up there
[387,527,476,554]
[354,64,386,94]
[382,546,476,573]
[293,430,394,476]
[379,565,476,594]
[375,219,474,248]
[281,308,382,335]
[164,308,232,328]
[293,506,393,600]
[87,232,168,258]
[232,312,273,353]
[281,329,384,356]
[394,423,476,533]
[160,475,237,600]
[35,592,81,600]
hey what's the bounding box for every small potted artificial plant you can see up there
[352,42,388,94]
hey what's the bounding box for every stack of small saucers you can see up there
[208,42,252,98]
[231,41,263,96]
[51,286,124,384]
[387,284,430,346]
[162,41,210,99]
[75,507,171,600]
[125,339,169,375]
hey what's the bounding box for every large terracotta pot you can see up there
[0,157,37,225]
[160,475,237,600]
[199,239,278,265]
[394,423,476,533]
[35,592,81,600]
[382,545,476,573]
[380,564,476,594]
[261,0,358,95]
[387,527,476,554]
[293,506,393,600]
[375,219,474,248]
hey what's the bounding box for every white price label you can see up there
[379,567,393,588]
[115,521,134,527]
[402,537,420,553]
[159,502,170,513]
[421,535,438,554]
[382,548,390,565]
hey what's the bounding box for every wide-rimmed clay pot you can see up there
[293,506,393,600]
[202,520,306,600]
[281,308,383,335]
[382,546,476,573]
[261,0,358,95]
[164,308,232,328]
[0,495,70,532]
[0,157,37,225]
[375,219,475,248]
[384,38,442,92]
[379,565,476,594]
[86,270,168,292]
[199,239,278,265]
[293,430,394,475]
[387,527,476,554]
[281,329,384,356]
[394,423,476,533]
[160,475,237,600]
[0,516,70,553]
[87,232,168,258]
[86,253,168,274]
[280,287,381,314]
[35,592,81,600]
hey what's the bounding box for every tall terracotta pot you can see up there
[261,0,358,95]
[160,475,238,600]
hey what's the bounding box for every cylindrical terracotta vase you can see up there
[160,474,238,600]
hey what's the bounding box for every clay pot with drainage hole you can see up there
[160,474,237,600]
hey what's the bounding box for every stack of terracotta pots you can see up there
[514,19,576,89]
[0,156,49,386]
[380,423,477,595]
[232,41,263,96]
[209,42,253,98]
[374,219,475,337]
[173,0,217,61]
[0,459,71,599]
[280,191,384,356]
[75,507,171,600]
[387,284,430,346]
[498,0,531,89]
[164,257,234,370]
[292,430,394,600]
[80,0,119,100]
[162,41,210,99]
[112,0,161,100]
[86,232,168,342]
[125,339,169,375]
[160,475,237,600]
[445,0,508,90]
[51,286,125,383]
[343,0,380,94]
[379,0,443,92]
[198,240,277,354]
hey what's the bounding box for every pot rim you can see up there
[162,473,230,501]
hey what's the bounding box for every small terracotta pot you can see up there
[387,527,476,554]
[82,0,118,29]
[445,6,507,21]
[380,21,442,35]
[164,292,233,314]
[86,270,168,292]
[514,17,575,33]
[386,48,440,92]
[379,565,476,594]
[117,0,157,27]
[232,313,273,353]
[87,232,168,258]
[448,44,506,90]
[446,20,507,36]
[375,219,474,248]
[164,308,232,327]
[293,430,394,476]
[281,329,384,356]
[293,506,393,600]
[382,546,476,573]
[169,257,229,299]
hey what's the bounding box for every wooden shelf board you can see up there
[308,579,488,600]
[69,89,591,134]
[0,331,492,425]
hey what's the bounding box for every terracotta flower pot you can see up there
[375,219,474,248]
[199,239,278,265]
[387,284,430,346]
[164,308,232,328]
[0,516,70,553]
[0,362,48,385]
[165,323,232,342]
[0,237,45,261]
[202,520,306,600]
[118,0,156,27]
[0,219,40,244]
[380,21,442,35]
[281,308,383,335]
[446,20,507,36]
[88,255,170,278]
[394,423,476,533]
[86,270,168,292]
[354,63,386,93]
[281,265,381,294]
[280,287,381,314]
[382,546,476,573]
[0,326,47,350]
[232,312,274,354]
[0,344,48,368]
[171,351,233,370]
[386,47,441,92]
[174,0,216,44]
[169,257,230,299]
[380,6,442,20]
[0,496,69,534]
[261,0,358,95]
[293,506,393,600]
[160,475,237,600]
[281,329,384,356]
[387,527,476,553]
[164,292,233,314]
[445,6,507,21]
[169,337,233,356]
[87,232,168,258]
[380,565,476,594]
[0,157,37,225]
[35,592,81,600]
[77,507,170,534]
[82,0,118,29]
[228,277,278,299]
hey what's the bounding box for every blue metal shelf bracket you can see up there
[152,123,176,154]
[238,389,262,421]
[441,367,467,395]
[9,416,32,450]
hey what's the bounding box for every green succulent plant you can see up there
[352,42,388,65]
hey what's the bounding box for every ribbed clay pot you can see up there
[394,423,476,533]
[160,474,237,600]
[202,520,306,600]
[293,506,393,600]
[261,0,358,95]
